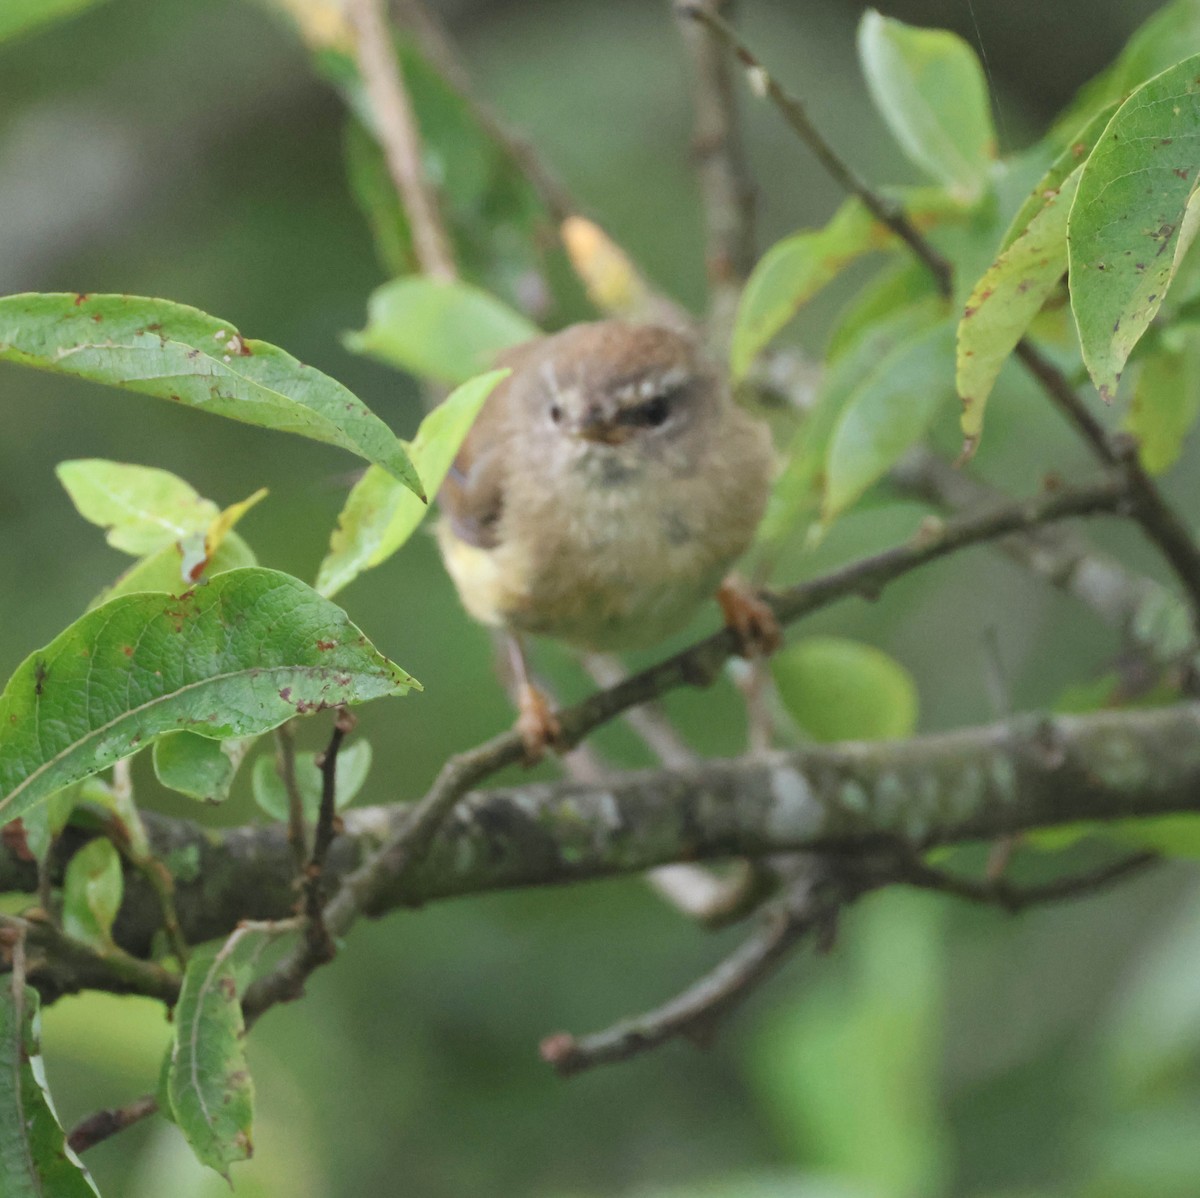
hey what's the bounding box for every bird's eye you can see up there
[634,394,671,427]
[549,403,563,424]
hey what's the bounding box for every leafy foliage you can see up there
[317,368,507,597]
[1067,55,1200,400]
[166,928,270,1178]
[0,981,100,1196]
[345,277,536,384]
[857,10,996,200]
[0,569,417,824]
[0,294,422,496]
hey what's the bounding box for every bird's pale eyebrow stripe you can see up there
[612,366,690,404]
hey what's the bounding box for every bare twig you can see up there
[541,868,843,1076]
[681,4,1200,633]
[348,0,456,280]
[674,0,757,335]
[106,761,190,966]
[302,709,356,963]
[68,1094,159,1154]
[582,653,773,922]
[890,448,1184,661]
[894,849,1160,913]
[1,914,180,1005]
[274,723,308,874]
[677,3,951,291]
[395,0,577,225]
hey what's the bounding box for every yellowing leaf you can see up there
[561,216,654,317]
[957,169,1080,452]
[1068,57,1200,400]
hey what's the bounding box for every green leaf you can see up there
[344,116,413,278]
[1053,0,1200,142]
[731,192,962,381]
[732,201,884,381]
[1067,58,1200,401]
[0,982,101,1197]
[75,775,152,862]
[0,567,418,826]
[823,319,956,520]
[772,637,918,742]
[168,927,269,1178]
[345,277,537,385]
[957,168,1080,451]
[93,529,257,609]
[56,459,218,556]
[316,368,507,597]
[1125,337,1200,474]
[153,732,256,804]
[61,838,124,951]
[1000,105,1118,252]
[0,293,422,497]
[857,10,995,200]
[757,301,946,563]
[17,784,79,864]
[0,0,111,43]
[251,739,372,822]
[826,256,937,362]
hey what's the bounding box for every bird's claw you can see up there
[717,577,782,658]
[516,682,564,764]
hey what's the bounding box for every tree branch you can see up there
[891,449,1188,663]
[348,0,457,280]
[679,2,1200,634]
[674,0,757,335]
[8,699,1200,976]
[541,864,844,1076]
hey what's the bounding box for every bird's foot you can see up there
[516,682,564,764]
[717,576,782,658]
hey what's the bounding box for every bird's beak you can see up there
[575,407,630,445]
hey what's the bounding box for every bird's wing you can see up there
[438,338,541,550]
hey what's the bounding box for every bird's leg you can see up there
[507,634,564,763]
[717,574,782,658]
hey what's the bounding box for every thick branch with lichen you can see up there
[6,700,1200,986]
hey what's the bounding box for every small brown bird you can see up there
[437,319,777,756]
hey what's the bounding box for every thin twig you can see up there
[68,1094,159,1154]
[890,448,1183,660]
[677,2,952,291]
[682,2,1200,633]
[350,475,1128,899]
[348,0,457,280]
[1014,344,1200,629]
[274,723,308,874]
[674,0,757,337]
[303,710,356,961]
[395,0,577,225]
[106,761,190,965]
[894,850,1160,913]
[240,470,1125,1023]
[582,653,698,769]
[541,868,843,1076]
[1,915,180,1005]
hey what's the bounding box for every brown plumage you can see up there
[437,320,774,655]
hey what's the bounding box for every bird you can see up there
[437,319,778,758]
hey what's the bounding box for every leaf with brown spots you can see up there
[0,979,100,1196]
[0,293,422,497]
[167,927,272,1178]
[731,190,965,381]
[0,568,418,827]
[957,168,1081,452]
[1068,56,1200,401]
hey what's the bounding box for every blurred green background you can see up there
[3,1,1200,1195]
